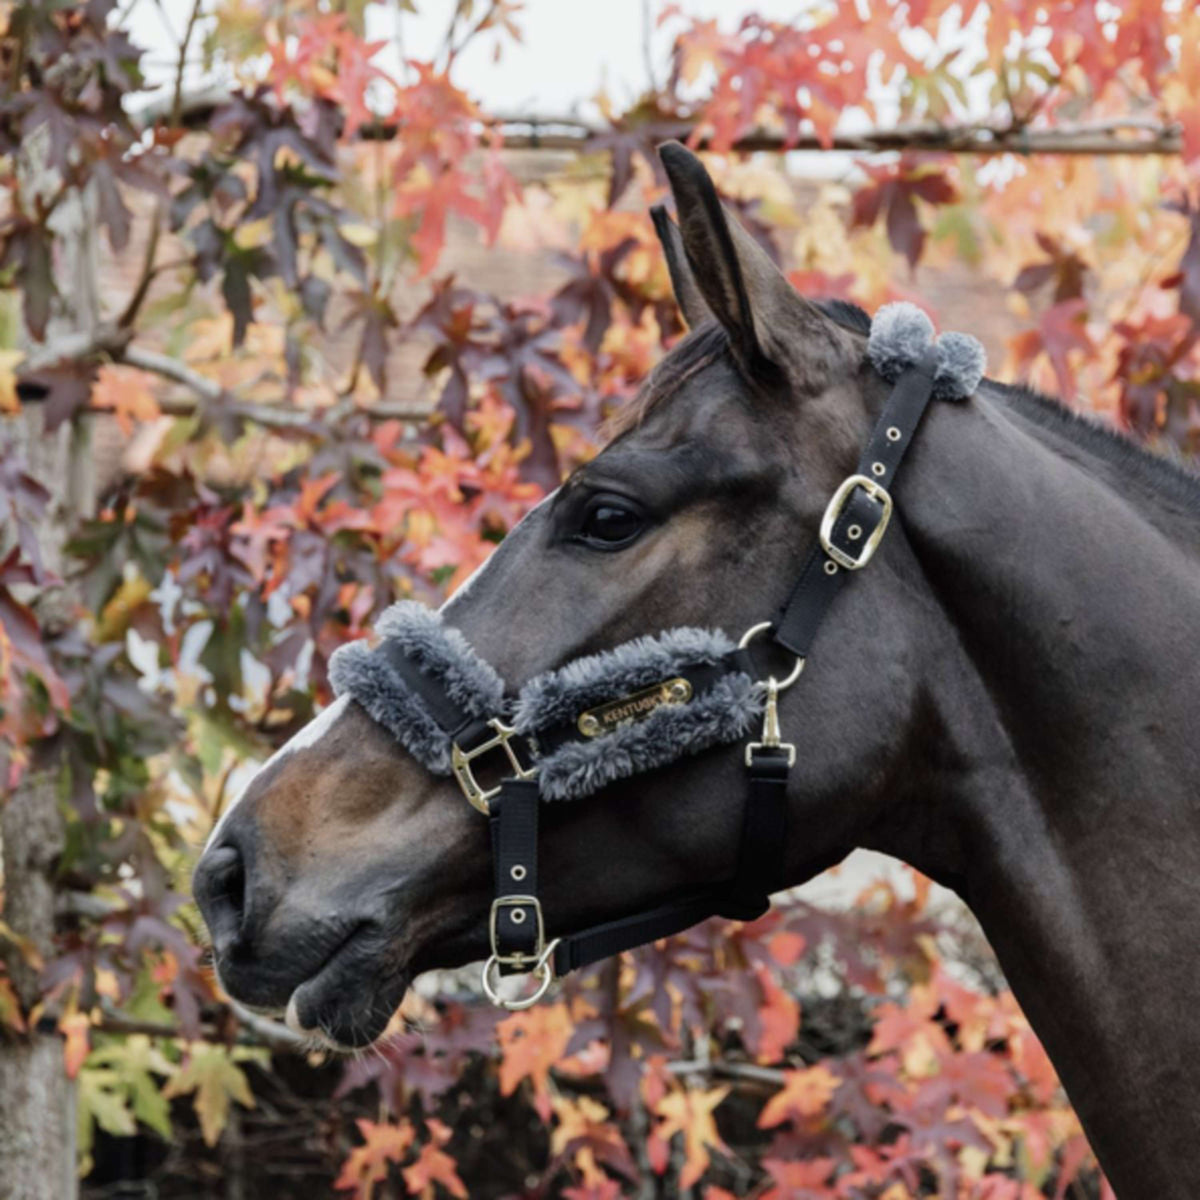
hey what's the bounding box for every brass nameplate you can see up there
[577,677,693,738]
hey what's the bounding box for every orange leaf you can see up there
[767,930,806,966]
[90,364,161,435]
[60,1010,91,1079]
[757,1064,841,1129]
[402,1140,467,1200]
[497,1002,574,1121]
[648,1085,729,1190]
[334,1118,414,1200]
[752,965,799,1064]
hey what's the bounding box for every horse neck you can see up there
[892,390,1200,1197]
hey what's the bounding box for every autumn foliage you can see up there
[2,0,1198,1195]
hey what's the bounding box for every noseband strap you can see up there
[329,303,985,1009]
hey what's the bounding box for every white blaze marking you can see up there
[205,693,351,849]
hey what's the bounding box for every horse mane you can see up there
[608,297,1200,516]
[604,322,732,438]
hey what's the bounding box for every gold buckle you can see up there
[450,719,537,815]
[489,895,546,966]
[819,474,893,571]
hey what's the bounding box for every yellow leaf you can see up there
[97,572,153,642]
[0,972,25,1032]
[163,1042,258,1147]
[234,218,273,250]
[650,1085,730,1191]
[0,349,23,413]
[757,1064,841,1128]
[339,222,380,248]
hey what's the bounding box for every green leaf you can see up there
[77,1066,138,1176]
[87,1035,175,1140]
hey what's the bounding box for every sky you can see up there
[124,0,862,122]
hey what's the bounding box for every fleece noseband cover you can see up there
[329,602,763,801]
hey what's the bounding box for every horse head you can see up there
[192,143,949,1049]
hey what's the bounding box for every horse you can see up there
[193,142,1200,1197]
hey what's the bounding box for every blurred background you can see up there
[2,1,1196,1196]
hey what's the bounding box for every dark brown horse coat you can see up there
[194,143,1200,1196]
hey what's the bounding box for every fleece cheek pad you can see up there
[328,603,763,801]
[329,601,507,775]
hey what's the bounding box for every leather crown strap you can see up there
[407,348,943,1010]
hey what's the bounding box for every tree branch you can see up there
[136,86,1185,158]
[97,1004,309,1053]
[18,330,431,430]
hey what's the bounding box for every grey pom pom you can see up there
[867,302,934,382]
[932,331,987,400]
[866,301,986,402]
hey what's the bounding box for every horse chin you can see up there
[277,924,411,1050]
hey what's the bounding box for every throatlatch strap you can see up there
[773,349,939,658]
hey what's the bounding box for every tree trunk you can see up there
[0,767,76,1200]
[0,136,100,1200]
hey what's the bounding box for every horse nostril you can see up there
[193,843,248,954]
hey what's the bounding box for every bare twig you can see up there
[18,329,431,430]
[116,203,163,330]
[121,343,224,402]
[172,0,206,127]
[97,1004,309,1053]
[666,1057,788,1087]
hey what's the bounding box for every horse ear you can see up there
[658,140,847,378]
[650,205,712,329]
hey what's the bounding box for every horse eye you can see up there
[578,499,644,548]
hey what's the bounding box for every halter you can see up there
[329,303,985,1010]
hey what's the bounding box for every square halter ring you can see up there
[450,718,537,815]
[819,474,894,571]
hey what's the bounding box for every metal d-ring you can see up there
[738,621,805,690]
[481,938,562,1011]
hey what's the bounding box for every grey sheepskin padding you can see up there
[867,301,986,401]
[513,626,737,732]
[513,627,761,801]
[532,672,762,801]
[328,601,507,775]
[331,611,765,801]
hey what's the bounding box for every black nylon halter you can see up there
[388,346,943,1009]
